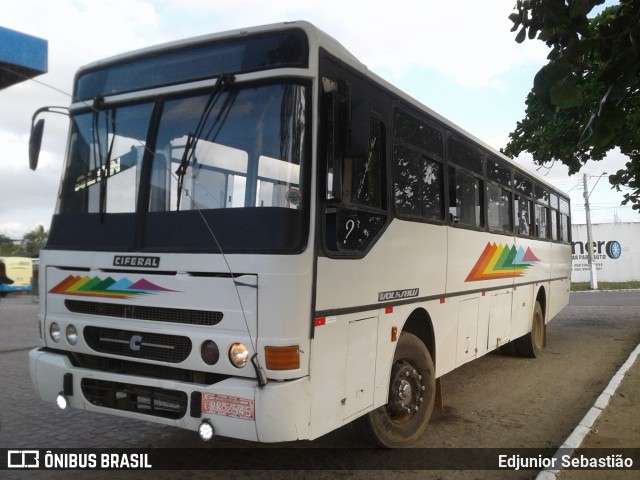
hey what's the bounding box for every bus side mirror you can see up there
[29,118,45,171]
[345,100,370,157]
[28,106,69,171]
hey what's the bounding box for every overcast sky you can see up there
[1,0,636,239]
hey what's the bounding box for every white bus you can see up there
[28,21,571,447]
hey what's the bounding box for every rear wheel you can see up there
[514,301,545,358]
[353,332,435,447]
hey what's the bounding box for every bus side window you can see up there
[393,107,444,222]
[535,204,549,238]
[326,117,387,253]
[395,144,443,220]
[550,193,559,240]
[487,184,512,233]
[559,197,571,242]
[448,167,483,228]
[346,119,384,209]
[515,195,533,236]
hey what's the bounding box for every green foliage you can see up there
[572,281,640,290]
[0,226,48,257]
[0,234,17,256]
[504,0,640,211]
[21,225,48,256]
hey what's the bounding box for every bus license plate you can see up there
[201,393,255,420]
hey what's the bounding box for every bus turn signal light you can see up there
[265,346,300,370]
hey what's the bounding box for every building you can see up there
[571,222,640,283]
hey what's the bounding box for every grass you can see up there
[571,281,640,291]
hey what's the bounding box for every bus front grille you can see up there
[84,326,192,363]
[81,378,187,419]
[65,299,223,326]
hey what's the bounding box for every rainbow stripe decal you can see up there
[465,243,540,282]
[49,275,177,299]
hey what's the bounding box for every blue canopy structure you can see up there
[0,26,48,90]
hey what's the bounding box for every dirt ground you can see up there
[423,302,640,450]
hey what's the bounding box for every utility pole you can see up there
[583,173,598,289]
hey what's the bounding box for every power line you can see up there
[0,64,73,100]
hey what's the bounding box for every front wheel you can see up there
[353,332,436,447]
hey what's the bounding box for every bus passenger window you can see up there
[550,209,559,240]
[349,120,384,209]
[487,184,512,233]
[560,214,571,242]
[550,193,559,240]
[394,144,443,221]
[448,167,483,227]
[326,117,387,254]
[515,195,533,236]
[559,197,571,242]
[535,204,549,238]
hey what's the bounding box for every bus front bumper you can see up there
[28,348,311,443]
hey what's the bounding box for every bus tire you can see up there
[353,332,435,447]
[514,301,545,358]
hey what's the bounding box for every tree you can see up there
[21,225,48,257]
[503,0,640,211]
[0,234,17,256]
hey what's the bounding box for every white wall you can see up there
[571,222,640,282]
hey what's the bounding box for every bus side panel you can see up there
[548,242,572,321]
[445,230,514,293]
[510,237,552,339]
[455,296,480,365]
[313,221,449,430]
[315,221,447,312]
[475,291,492,358]
[510,284,536,341]
[308,311,382,439]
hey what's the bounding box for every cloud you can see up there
[1,0,162,237]
[320,2,548,87]
[148,0,548,88]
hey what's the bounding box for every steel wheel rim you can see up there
[386,358,425,424]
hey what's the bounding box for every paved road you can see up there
[1,291,639,479]
[570,290,640,307]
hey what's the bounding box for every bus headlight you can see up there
[229,343,249,368]
[201,340,220,365]
[66,324,78,345]
[50,322,62,343]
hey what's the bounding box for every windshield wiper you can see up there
[175,73,236,210]
[91,97,116,223]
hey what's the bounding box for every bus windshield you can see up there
[52,81,310,253]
